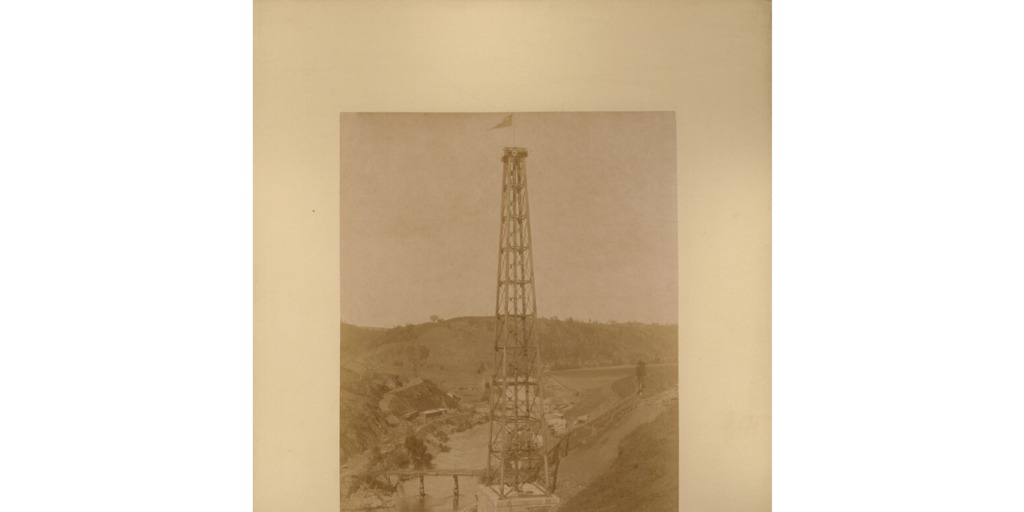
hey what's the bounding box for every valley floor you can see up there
[341,364,679,512]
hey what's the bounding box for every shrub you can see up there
[404,434,434,470]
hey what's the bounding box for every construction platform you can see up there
[476,484,560,512]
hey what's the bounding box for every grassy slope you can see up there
[339,367,393,464]
[558,403,679,512]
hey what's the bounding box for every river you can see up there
[394,421,490,512]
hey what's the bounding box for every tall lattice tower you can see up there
[482,146,558,509]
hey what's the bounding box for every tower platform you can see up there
[477,484,560,512]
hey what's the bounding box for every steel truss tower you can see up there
[484,147,552,497]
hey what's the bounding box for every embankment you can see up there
[557,402,679,512]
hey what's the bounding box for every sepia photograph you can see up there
[254,2,771,511]
[339,112,678,512]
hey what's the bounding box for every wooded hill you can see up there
[341,316,677,397]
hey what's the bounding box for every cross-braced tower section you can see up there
[484,147,552,498]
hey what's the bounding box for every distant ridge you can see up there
[341,315,678,377]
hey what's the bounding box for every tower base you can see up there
[476,484,561,512]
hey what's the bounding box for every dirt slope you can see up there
[557,402,679,512]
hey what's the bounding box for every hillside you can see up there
[340,316,678,466]
[339,368,458,464]
[340,316,677,398]
[558,403,679,512]
[339,368,396,464]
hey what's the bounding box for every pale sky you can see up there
[340,112,677,328]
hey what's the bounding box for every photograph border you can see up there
[254,2,771,510]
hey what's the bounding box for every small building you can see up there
[422,408,446,419]
[547,414,567,431]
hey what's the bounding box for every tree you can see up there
[635,359,647,396]
[430,315,442,323]
[404,434,433,470]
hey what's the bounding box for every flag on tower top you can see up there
[490,114,514,130]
